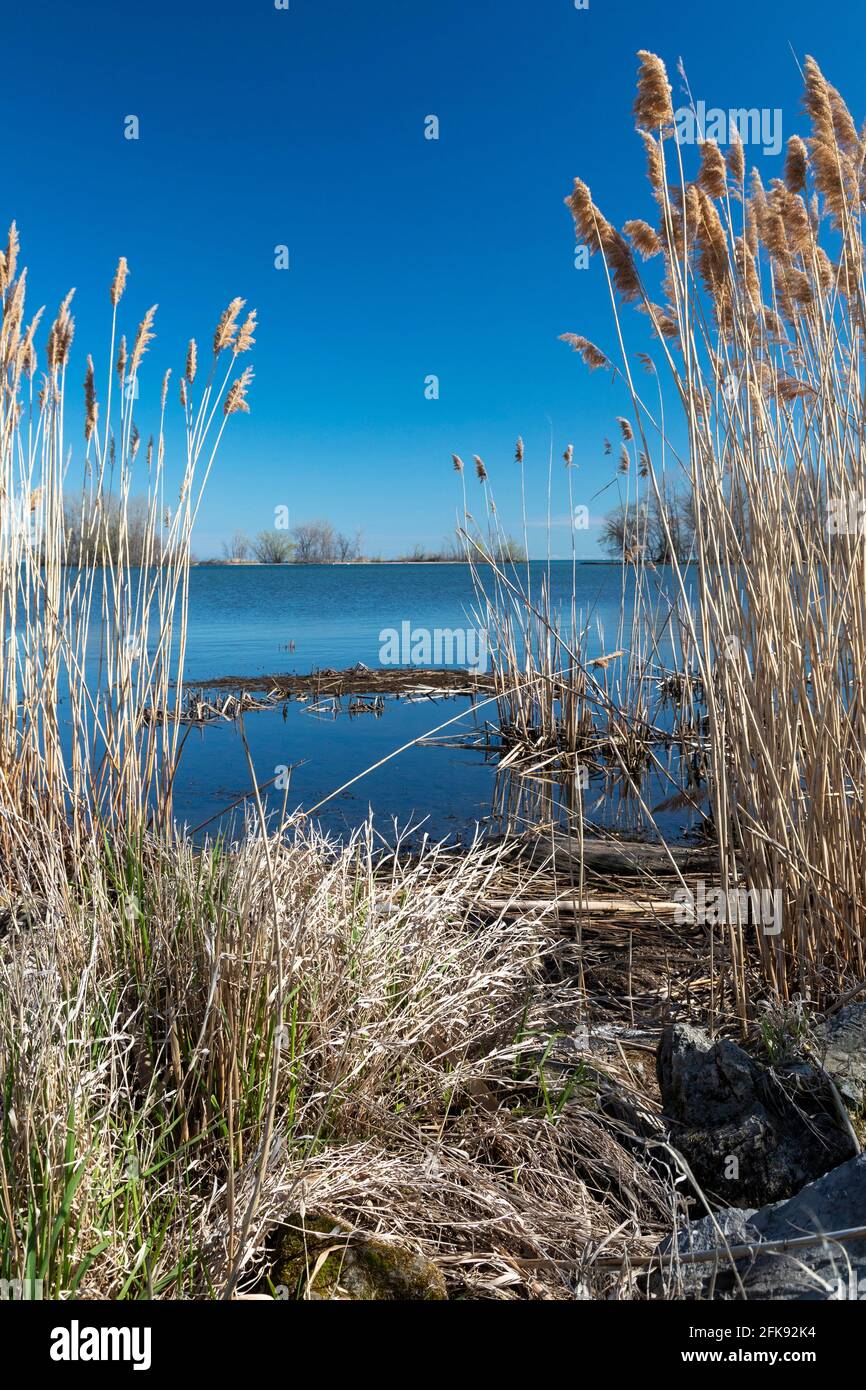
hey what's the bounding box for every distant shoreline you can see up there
[194,558,618,567]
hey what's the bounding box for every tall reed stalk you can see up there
[0,235,254,865]
[500,52,866,1010]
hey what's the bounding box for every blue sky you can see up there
[4,0,864,557]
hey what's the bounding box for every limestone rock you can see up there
[657,1154,866,1299]
[814,1003,866,1111]
[657,1023,856,1206]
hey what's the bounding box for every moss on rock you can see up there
[273,1212,447,1300]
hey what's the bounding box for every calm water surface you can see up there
[179,561,631,680]
[162,563,700,844]
[49,562,698,844]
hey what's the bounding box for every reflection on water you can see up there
[39,562,706,844]
[171,686,708,847]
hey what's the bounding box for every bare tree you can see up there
[334,529,362,562]
[222,529,251,561]
[291,519,335,562]
[600,486,694,563]
[252,530,294,563]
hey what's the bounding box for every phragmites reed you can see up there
[129,304,158,377]
[784,135,808,193]
[214,297,245,355]
[84,355,98,441]
[640,132,666,196]
[45,290,75,373]
[515,436,524,463]
[19,308,42,379]
[558,332,609,370]
[474,455,488,482]
[726,132,745,185]
[566,178,613,254]
[624,219,662,259]
[566,182,641,300]
[551,48,866,1009]
[697,141,727,199]
[1,221,20,292]
[452,453,464,473]
[110,256,129,307]
[224,365,253,416]
[0,225,255,845]
[234,310,257,356]
[185,338,197,384]
[633,50,673,131]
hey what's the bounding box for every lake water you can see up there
[157,562,703,845]
[179,560,632,680]
[29,561,700,845]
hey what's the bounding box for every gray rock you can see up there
[656,1154,866,1299]
[814,1003,866,1110]
[658,1023,761,1127]
[657,1023,856,1206]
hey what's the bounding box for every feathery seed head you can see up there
[224,365,253,417]
[110,257,129,307]
[2,222,20,290]
[234,309,257,355]
[623,219,661,259]
[698,141,727,199]
[784,136,808,194]
[633,51,673,131]
[214,297,245,355]
[129,304,158,377]
[84,355,98,441]
[726,133,745,186]
[559,332,609,371]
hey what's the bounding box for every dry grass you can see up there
[0,233,681,1300]
[0,821,679,1298]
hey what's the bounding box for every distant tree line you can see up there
[221,519,363,564]
[220,523,530,564]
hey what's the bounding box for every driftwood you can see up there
[509,831,717,879]
[478,895,679,918]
